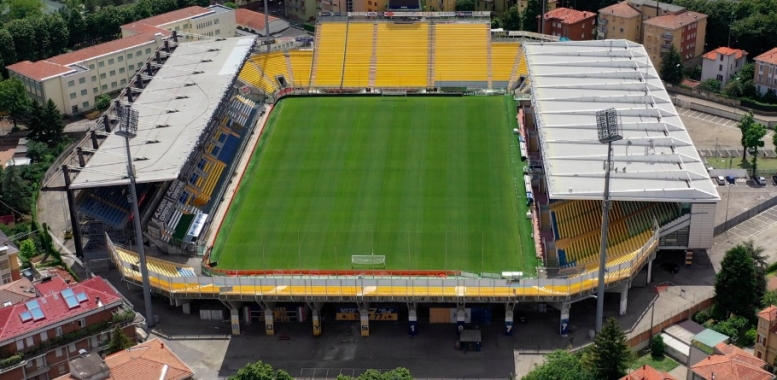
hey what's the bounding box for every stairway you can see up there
[339,20,351,88]
[368,22,378,88]
[310,24,322,86]
[284,52,295,87]
[427,23,435,88]
[486,26,493,89]
[507,46,522,91]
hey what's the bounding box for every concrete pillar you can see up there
[620,284,629,316]
[264,308,274,336]
[456,307,466,334]
[243,306,251,325]
[560,303,570,337]
[408,307,418,335]
[230,307,240,335]
[182,303,191,315]
[360,308,369,337]
[312,307,321,336]
[647,258,653,284]
[505,308,514,336]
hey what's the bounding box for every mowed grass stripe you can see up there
[211,96,536,273]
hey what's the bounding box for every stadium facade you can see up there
[53,12,718,338]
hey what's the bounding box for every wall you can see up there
[626,297,714,349]
[598,13,640,42]
[688,203,716,249]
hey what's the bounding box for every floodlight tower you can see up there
[117,104,155,328]
[595,108,622,333]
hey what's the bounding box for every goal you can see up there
[351,255,386,269]
[381,90,407,97]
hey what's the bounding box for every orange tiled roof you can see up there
[6,60,74,81]
[755,47,777,66]
[543,7,597,25]
[644,11,707,30]
[122,6,209,29]
[235,8,278,31]
[702,47,747,61]
[121,22,171,37]
[691,354,772,380]
[715,343,767,368]
[600,1,640,18]
[759,305,777,321]
[620,364,677,380]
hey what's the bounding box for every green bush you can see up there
[742,328,757,346]
[0,354,22,369]
[694,310,711,325]
[650,335,665,358]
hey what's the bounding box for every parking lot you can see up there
[679,107,776,155]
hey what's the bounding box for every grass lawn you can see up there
[707,156,777,171]
[210,96,536,273]
[630,353,679,372]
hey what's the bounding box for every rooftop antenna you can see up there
[595,107,622,333]
[116,104,155,328]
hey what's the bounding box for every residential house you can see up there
[755,305,777,364]
[540,7,597,40]
[235,9,291,37]
[285,0,317,22]
[754,47,777,96]
[620,364,676,380]
[0,230,21,284]
[121,5,236,41]
[597,1,642,41]
[689,343,774,380]
[701,47,747,88]
[55,338,194,380]
[0,276,137,380]
[642,11,707,69]
[0,278,36,306]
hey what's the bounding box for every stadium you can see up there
[59,11,719,336]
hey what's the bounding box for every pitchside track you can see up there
[210,96,536,274]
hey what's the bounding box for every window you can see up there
[218,133,227,143]
[89,64,95,70]
[108,58,114,65]
[93,87,98,94]
[129,64,134,71]
[56,326,62,336]
[40,331,48,341]
[26,336,33,346]
[0,260,8,270]
[55,347,63,357]
[215,29,220,35]
[101,84,108,91]
[110,70,116,76]
[16,340,24,351]
[119,67,125,74]
[99,61,104,67]
[59,364,66,374]
[82,101,89,108]
[118,56,123,62]
[620,28,623,32]
[111,82,117,88]
[716,74,723,81]
[69,92,76,99]
[145,48,152,54]
[197,159,207,170]
[36,357,44,367]
[120,79,126,85]
[719,64,722,71]
[1,273,9,284]
[68,343,76,353]
[189,173,199,185]
[214,18,219,24]
[91,75,97,82]
[127,52,133,59]
[80,89,87,96]
[136,50,142,57]
[67,80,75,87]
[100,73,106,79]
[79,77,86,84]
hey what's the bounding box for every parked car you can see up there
[716,176,726,185]
[754,176,767,186]
[659,262,680,274]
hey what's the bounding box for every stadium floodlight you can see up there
[117,104,155,328]
[595,108,622,334]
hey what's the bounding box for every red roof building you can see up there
[700,47,748,88]
[691,343,774,380]
[0,276,138,380]
[235,9,290,37]
[540,7,597,40]
[754,47,777,97]
[620,364,677,380]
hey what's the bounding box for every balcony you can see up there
[598,18,607,25]
[663,32,672,40]
[660,43,671,52]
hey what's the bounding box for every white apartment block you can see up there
[121,5,237,41]
[754,47,777,96]
[701,47,747,88]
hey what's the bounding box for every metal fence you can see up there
[713,194,777,236]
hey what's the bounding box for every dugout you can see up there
[457,329,482,352]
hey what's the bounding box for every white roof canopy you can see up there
[524,39,720,202]
[70,36,256,189]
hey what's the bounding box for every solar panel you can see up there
[19,311,32,322]
[75,292,88,303]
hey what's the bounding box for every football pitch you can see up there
[210,96,537,274]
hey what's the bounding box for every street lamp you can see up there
[595,108,622,333]
[116,104,155,328]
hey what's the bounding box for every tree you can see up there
[763,291,777,309]
[582,318,631,380]
[224,2,238,9]
[523,350,595,380]
[715,244,758,321]
[0,29,18,77]
[63,6,86,47]
[765,89,777,105]
[107,324,134,354]
[0,78,31,130]
[1,163,31,216]
[501,6,521,31]
[659,45,683,85]
[336,368,412,380]
[455,0,474,11]
[6,18,39,62]
[229,360,294,380]
[18,239,36,265]
[698,78,722,93]
[29,100,65,146]
[742,239,768,306]
[737,111,758,163]
[521,0,547,32]
[6,0,44,20]
[95,94,111,112]
[723,80,743,98]
[650,335,665,358]
[744,122,766,177]
[26,140,49,163]
[44,13,70,57]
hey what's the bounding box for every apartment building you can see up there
[518,0,557,13]
[427,0,455,11]
[235,9,291,36]
[626,0,685,23]
[754,47,777,96]
[690,343,774,380]
[0,230,21,284]
[286,0,317,21]
[597,1,641,41]
[755,305,777,364]
[643,11,707,69]
[541,7,596,41]
[121,5,237,41]
[701,47,747,88]
[0,276,136,380]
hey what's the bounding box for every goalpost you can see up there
[351,255,387,269]
[381,90,407,98]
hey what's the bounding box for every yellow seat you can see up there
[375,23,429,87]
[491,42,521,82]
[342,23,374,87]
[289,50,313,87]
[434,23,489,82]
[314,23,348,86]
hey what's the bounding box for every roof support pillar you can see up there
[61,165,84,259]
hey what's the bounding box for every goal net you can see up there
[351,255,386,268]
[382,90,407,97]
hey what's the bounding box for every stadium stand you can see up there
[313,22,348,87]
[434,23,489,84]
[76,185,153,229]
[342,23,374,87]
[251,52,290,88]
[238,61,276,94]
[288,50,313,87]
[491,42,521,83]
[114,245,197,278]
[374,23,429,88]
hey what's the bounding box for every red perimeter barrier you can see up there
[208,268,461,278]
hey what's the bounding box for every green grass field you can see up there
[210,96,536,274]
